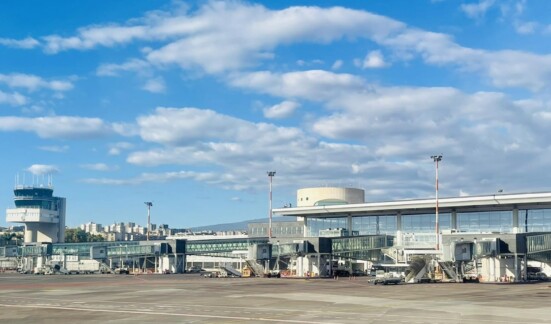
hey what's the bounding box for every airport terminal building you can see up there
[4,185,551,283]
[269,187,551,282]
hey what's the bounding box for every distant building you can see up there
[81,222,103,234]
[78,221,173,241]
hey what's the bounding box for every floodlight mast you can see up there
[267,171,276,239]
[431,155,443,251]
[145,202,153,241]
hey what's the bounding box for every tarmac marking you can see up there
[0,296,544,324]
[0,303,341,324]
[0,298,520,324]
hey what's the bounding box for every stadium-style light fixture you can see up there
[431,155,442,251]
[267,171,276,239]
[145,202,153,241]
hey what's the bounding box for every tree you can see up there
[65,228,88,243]
[88,234,105,242]
[64,229,105,243]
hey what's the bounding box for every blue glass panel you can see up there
[457,211,512,233]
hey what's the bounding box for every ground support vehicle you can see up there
[63,260,106,274]
[114,267,129,274]
[373,270,402,285]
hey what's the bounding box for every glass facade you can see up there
[303,209,551,238]
[401,213,451,233]
[331,235,392,260]
[353,216,397,235]
[14,200,54,210]
[13,188,57,210]
[54,242,140,258]
[307,218,348,237]
[457,211,512,233]
[248,222,304,238]
[307,214,451,237]
[521,209,551,232]
[186,238,268,255]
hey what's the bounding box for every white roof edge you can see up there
[273,191,551,216]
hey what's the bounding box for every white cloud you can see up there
[461,0,496,19]
[117,107,400,193]
[514,21,538,34]
[296,59,323,67]
[135,107,306,148]
[111,122,140,137]
[22,2,551,92]
[0,116,114,139]
[230,70,366,101]
[351,163,361,174]
[38,145,69,153]
[108,142,134,155]
[142,77,166,93]
[0,37,40,49]
[27,164,59,175]
[0,73,73,92]
[263,101,300,119]
[0,90,27,106]
[82,170,220,186]
[359,50,388,69]
[380,28,551,91]
[331,60,343,70]
[21,105,46,114]
[3,2,551,200]
[43,25,148,54]
[145,4,402,73]
[80,163,118,171]
[65,81,551,199]
[96,59,151,77]
[40,3,403,74]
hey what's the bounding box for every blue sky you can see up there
[2,0,551,228]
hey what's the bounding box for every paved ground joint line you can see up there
[0,303,339,324]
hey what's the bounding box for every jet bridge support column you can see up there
[522,254,528,281]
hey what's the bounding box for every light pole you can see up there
[144,202,153,241]
[431,155,442,251]
[267,171,276,239]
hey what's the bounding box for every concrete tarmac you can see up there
[0,273,550,323]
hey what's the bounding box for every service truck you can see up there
[63,260,106,274]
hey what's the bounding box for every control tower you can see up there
[5,186,66,243]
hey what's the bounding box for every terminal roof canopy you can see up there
[273,192,551,218]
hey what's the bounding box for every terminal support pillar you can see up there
[512,208,520,233]
[347,214,352,236]
[451,211,457,232]
[303,217,308,238]
[396,212,402,246]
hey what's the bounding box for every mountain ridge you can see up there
[189,216,290,232]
